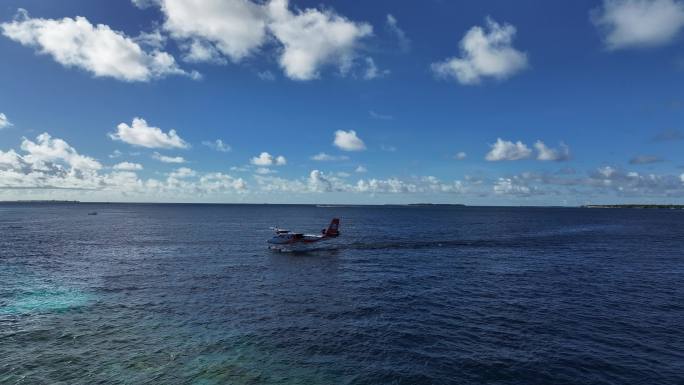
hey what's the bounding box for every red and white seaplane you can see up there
[268,218,340,252]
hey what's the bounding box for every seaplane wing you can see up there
[267,218,340,252]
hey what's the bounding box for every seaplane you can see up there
[267,218,340,252]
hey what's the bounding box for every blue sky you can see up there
[1,0,684,205]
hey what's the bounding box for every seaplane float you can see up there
[267,218,340,252]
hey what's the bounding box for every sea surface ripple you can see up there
[1,203,683,384]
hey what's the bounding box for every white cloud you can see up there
[182,39,227,64]
[198,172,247,193]
[431,17,528,85]
[386,14,410,52]
[584,166,684,195]
[113,161,143,170]
[369,111,393,120]
[133,29,167,50]
[202,139,231,152]
[21,132,102,171]
[267,0,373,80]
[0,132,247,199]
[250,152,287,166]
[363,57,389,80]
[485,138,532,161]
[493,177,535,196]
[592,0,684,50]
[535,141,570,161]
[139,0,373,80]
[0,133,101,190]
[680,173,684,183]
[255,170,465,195]
[159,0,268,62]
[334,130,366,151]
[308,169,334,192]
[455,151,467,160]
[152,152,186,163]
[355,165,367,173]
[257,70,276,81]
[131,0,156,9]
[0,113,12,129]
[1,10,194,82]
[356,176,464,194]
[110,118,188,149]
[597,165,617,178]
[255,167,276,174]
[311,152,349,161]
[169,167,195,178]
[109,150,123,159]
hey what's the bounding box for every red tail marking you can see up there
[325,218,340,237]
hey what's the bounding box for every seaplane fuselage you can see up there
[267,218,340,251]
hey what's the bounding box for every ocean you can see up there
[1,203,683,384]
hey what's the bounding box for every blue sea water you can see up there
[1,203,683,384]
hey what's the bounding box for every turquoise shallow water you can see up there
[1,203,683,384]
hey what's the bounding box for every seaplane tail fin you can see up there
[325,218,340,237]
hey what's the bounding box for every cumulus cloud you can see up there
[629,154,664,164]
[485,138,532,161]
[355,165,368,173]
[169,167,196,179]
[267,0,373,80]
[250,152,287,166]
[0,132,246,199]
[113,161,143,170]
[493,177,535,196]
[308,169,335,192]
[535,141,570,161]
[159,0,268,62]
[587,166,684,195]
[311,152,349,161]
[492,166,684,198]
[202,139,231,152]
[1,10,194,82]
[431,17,528,85]
[21,133,102,171]
[254,167,276,175]
[356,176,464,194]
[0,113,12,129]
[141,0,373,80]
[133,29,167,50]
[110,118,188,149]
[0,133,102,190]
[386,14,410,52]
[255,171,466,195]
[152,152,186,163]
[592,0,684,50]
[454,152,467,160]
[334,130,366,151]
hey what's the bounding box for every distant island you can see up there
[582,204,684,209]
[406,203,466,207]
[0,200,81,203]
